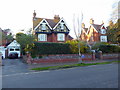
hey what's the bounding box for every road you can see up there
[2,59,118,88]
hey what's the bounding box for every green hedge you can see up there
[99,44,120,53]
[31,42,72,56]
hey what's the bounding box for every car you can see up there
[8,52,18,59]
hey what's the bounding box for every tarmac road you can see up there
[2,59,118,88]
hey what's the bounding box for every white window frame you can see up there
[100,36,107,42]
[38,34,47,41]
[41,23,46,30]
[60,22,64,30]
[57,33,65,41]
[101,29,106,34]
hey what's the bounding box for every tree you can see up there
[107,19,120,43]
[16,32,36,54]
[0,28,14,45]
[73,12,83,63]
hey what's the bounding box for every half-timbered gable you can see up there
[32,11,72,42]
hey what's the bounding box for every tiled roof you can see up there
[92,24,103,31]
[84,28,88,32]
[68,35,74,40]
[33,17,60,29]
[46,19,59,28]
[33,18,43,29]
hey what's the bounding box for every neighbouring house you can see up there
[32,10,73,43]
[6,40,21,58]
[80,18,107,45]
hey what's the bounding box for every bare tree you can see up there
[73,12,83,63]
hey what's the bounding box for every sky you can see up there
[0,0,119,38]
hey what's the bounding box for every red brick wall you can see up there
[102,53,119,60]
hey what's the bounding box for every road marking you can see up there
[2,70,50,77]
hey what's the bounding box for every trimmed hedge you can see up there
[99,44,120,53]
[31,42,72,56]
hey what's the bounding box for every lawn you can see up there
[31,60,120,71]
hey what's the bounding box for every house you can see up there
[32,10,72,43]
[80,18,107,44]
[6,40,21,58]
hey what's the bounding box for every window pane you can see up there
[57,33,65,41]
[38,34,47,41]
[41,23,46,30]
[100,36,107,42]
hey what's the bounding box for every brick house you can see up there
[80,18,107,44]
[32,11,73,43]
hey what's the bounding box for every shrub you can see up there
[99,44,120,53]
[92,42,109,50]
[31,42,72,56]
[66,40,90,54]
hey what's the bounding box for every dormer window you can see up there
[101,29,106,34]
[60,22,64,30]
[41,23,46,30]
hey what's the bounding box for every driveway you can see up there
[2,59,34,75]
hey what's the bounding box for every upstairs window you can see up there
[60,22,64,30]
[57,33,65,41]
[41,23,46,30]
[101,29,106,34]
[38,34,47,41]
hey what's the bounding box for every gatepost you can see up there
[92,52,96,60]
[99,51,103,60]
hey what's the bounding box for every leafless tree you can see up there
[73,12,83,63]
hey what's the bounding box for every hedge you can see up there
[31,42,72,56]
[99,44,120,53]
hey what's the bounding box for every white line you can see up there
[3,70,50,77]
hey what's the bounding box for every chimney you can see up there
[54,15,60,20]
[90,18,94,24]
[33,10,36,20]
[109,20,113,26]
[102,20,104,24]
[82,23,85,28]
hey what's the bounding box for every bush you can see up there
[66,40,90,54]
[31,42,72,56]
[99,44,120,53]
[92,42,109,50]
[92,42,120,53]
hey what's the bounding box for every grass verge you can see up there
[31,60,120,71]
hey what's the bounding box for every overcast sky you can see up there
[0,0,119,38]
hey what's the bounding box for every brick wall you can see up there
[102,53,119,60]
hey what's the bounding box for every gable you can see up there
[53,18,70,31]
[34,19,52,30]
[7,40,20,47]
